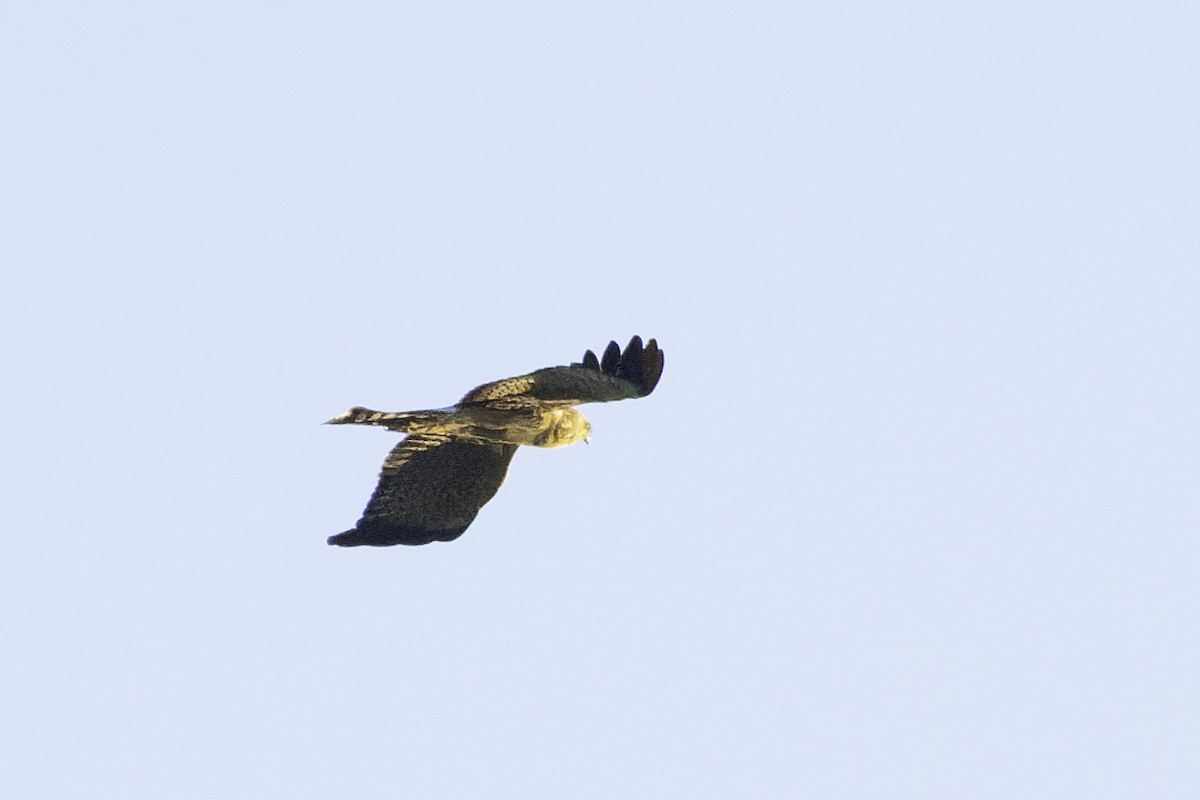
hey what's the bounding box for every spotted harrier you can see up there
[325,335,664,547]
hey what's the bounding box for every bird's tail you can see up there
[324,406,449,433]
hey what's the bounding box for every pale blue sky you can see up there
[3,2,1198,797]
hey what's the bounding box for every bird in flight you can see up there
[326,335,664,547]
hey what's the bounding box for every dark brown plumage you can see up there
[327,336,663,547]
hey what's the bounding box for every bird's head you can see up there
[541,408,591,447]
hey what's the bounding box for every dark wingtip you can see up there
[600,340,621,376]
[621,335,645,386]
[639,338,664,396]
[328,530,357,546]
[328,521,469,547]
[579,335,663,396]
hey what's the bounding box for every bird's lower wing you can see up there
[328,436,517,547]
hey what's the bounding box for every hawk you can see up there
[326,335,664,547]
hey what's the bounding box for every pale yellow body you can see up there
[328,405,590,448]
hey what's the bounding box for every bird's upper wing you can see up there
[328,435,517,546]
[459,335,664,406]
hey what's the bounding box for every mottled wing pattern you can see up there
[328,435,517,546]
[460,335,664,406]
